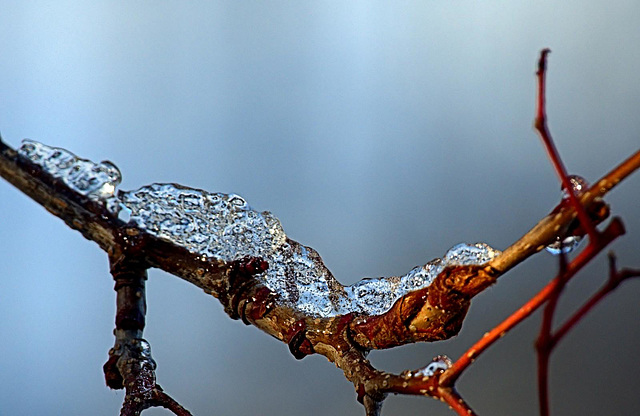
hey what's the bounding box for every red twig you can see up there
[534,49,598,241]
[535,265,566,416]
[439,49,631,392]
[439,387,477,416]
[531,48,637,416]
[552,254,640,345]
[535,247,571,416]
[535,252,640,416]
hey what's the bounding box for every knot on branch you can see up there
[226,256,272,321]
[427,265,497,310]
[286,319,315,359]
[104,337,157,392]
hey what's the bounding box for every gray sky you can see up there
[1,2,639,415]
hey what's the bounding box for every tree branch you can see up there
[1,48,639,415]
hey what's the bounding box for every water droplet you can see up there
[546,236,582,255]
[136,339,153,360]
[562,175,589,199]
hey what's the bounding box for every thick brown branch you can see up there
[1,134,638,358]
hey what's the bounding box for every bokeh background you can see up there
[1,2,639,415]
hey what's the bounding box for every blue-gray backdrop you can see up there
[1,2,639,415]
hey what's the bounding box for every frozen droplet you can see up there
[546,236,582,255]
[546,174,589,255]
[228,194,248,209]
[136,339,152,359]
[562,175,589,199]
[415,355,452,378]
[17,140,122,201]
[443,242,501,266]
[116,203,132,222]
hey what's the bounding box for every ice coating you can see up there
[546,174,588,255]
[17,140,121,201]
[15,140,502,317]
[119,183,501,317]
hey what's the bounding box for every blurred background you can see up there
[1,2,639,415]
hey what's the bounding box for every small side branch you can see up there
[324,344,477,416]
[552,254,640,344]
[535,250,639,416]
[103,252,192,415]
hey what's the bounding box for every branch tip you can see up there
[537,48,551,75]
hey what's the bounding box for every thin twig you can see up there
[439,387,477,416]
[551,256,640,345]
[534,48,598,241]
[152,387,194,416]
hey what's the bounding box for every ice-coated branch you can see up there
[1,132,638,414]
[1,49,639,414]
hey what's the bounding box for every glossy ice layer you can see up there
[18,140,121,201]
[17,140,502,318]
[120,183,501,317]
